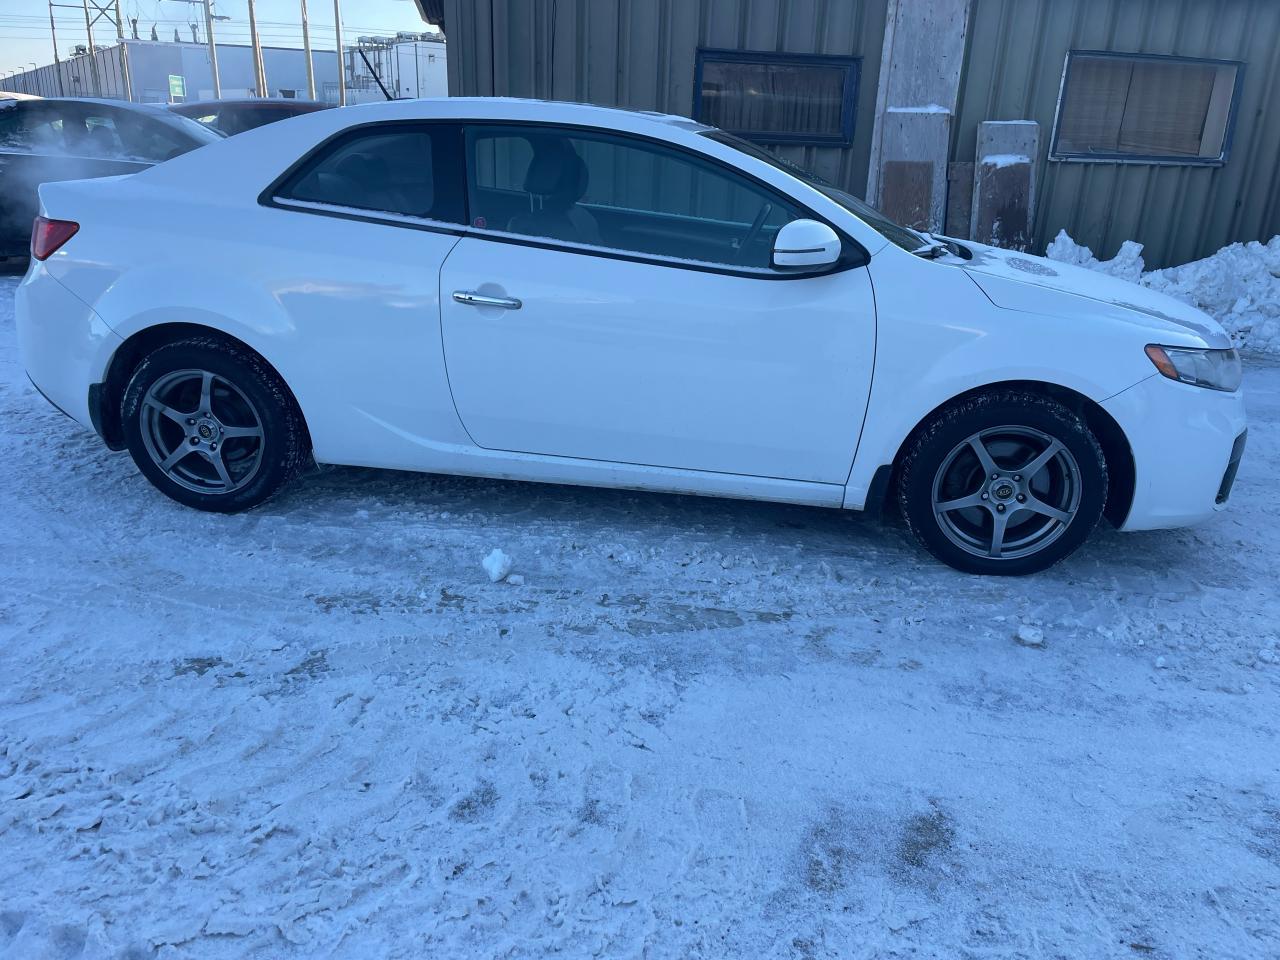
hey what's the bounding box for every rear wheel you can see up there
[898,390,1107,575]
[121,337,307,512]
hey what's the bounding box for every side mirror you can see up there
[772,219,841,270]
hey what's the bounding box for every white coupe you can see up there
[16,98,1247,574]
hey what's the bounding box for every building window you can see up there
[693,49,859,147]
[1051,51,1243,164]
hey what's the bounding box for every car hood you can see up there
[955,240,1231,349]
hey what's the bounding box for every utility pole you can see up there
[80,0,103,96]
[111,0,132,101]
[202,0,221,99]
[247,0,267,96]
[300,0,316,100]
[46,1,67,95]
[333,0,346,105]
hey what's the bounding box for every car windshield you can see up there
[701,130,927,253]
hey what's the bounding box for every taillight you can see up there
[31,216,79,261]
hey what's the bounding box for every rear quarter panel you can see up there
[38,165,469,468]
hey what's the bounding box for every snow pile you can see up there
[1044,230,1145,282]
[1046,229,1280,354]
[1145,239,1280,355]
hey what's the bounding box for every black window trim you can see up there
[1049,49,1246,167]
[260,117,869,281]
[261,119,467,231]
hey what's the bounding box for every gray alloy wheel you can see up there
[139,368,266,495]
[930,425,1083,560]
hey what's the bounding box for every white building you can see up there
[346,35,447,104]
[0,36,445,104]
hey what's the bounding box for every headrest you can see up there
[523,141,588,205]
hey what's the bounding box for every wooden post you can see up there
[971,121,1040,250]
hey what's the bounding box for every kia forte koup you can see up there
[16,98,1247,574]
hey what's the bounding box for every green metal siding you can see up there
[954,0,1280,268]
[443,0,890,198]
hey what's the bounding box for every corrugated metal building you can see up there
[955,0,1280,268]
[0,38,445,106]
[443,0,889,199]
[434,0,1280,268]
[0,40,338,103]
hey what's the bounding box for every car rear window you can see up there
[274,124,463,224]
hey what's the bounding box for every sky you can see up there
[0,0,433,74]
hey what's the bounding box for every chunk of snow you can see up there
[482,548,513,583]
[1155,656,1167,669]
[981,153,1030,168]
[886,103,951,114]
[1016,624,1045,647]
[1046,229,1280,353]
[506,573,525,586]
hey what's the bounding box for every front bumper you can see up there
[16,265,121,431]
[1102,372,1248,531]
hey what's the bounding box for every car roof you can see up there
[336,96,714,134]
[20,96,175,115]
[174,99,331,110]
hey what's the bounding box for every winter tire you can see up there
[121,337,308,513]
[897,390,1108,575]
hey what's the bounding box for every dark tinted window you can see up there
[0,102,211,162]
[703,130,923,252]
[277,125,462,223]
[0,103,29,150]
[695,50,859,146]
[465,125,803,269]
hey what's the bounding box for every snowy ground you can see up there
[1,272,1278,960]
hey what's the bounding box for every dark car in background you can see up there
[0,97,220,264]
[168,98,332,137]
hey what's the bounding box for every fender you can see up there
[844,252,1164,508]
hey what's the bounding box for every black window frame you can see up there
[1049,49,1245,166]
[259,118,868,281]
[458,120,868,279]
[261,119,468,229]
[693,48,861,148]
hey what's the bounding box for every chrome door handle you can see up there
[452,290,522,310]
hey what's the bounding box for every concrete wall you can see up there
[865,0,971,232]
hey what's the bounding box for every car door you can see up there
[438,123,876,484]
[257,120,468,465]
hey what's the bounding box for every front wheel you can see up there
[897,390,1108,575]
[121,337,308,513]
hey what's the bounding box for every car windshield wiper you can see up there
[911,231,951,258]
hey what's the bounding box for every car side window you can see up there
[0,104,30,151]
[77,113,125,159]
[464,124,805,269]
[275,124,464,224]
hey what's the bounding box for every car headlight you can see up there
[1144,344,1243,392]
